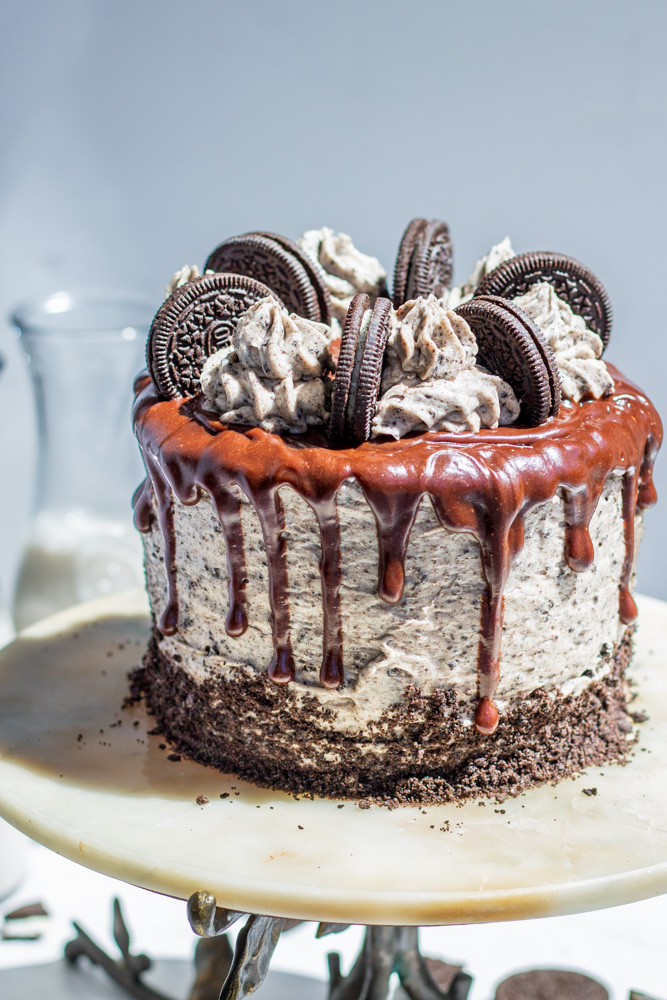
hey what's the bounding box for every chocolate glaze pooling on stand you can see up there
[133,366,661,736]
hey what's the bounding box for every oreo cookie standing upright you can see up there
[329,294,393,444]
[329,293,370,444]
[455,296,560,425]
[393,219,428,308]
[351,297,393,443]
[393,218,453,307]
[205,233,324,323]
[477,294,562,418]
[475,251,613,348]
[147,273,280,400]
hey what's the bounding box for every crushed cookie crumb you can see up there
[129,627,636,808]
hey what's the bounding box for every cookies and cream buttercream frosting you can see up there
[513,281,614,401]
[298,227,387,326]
[374,295,520,437]
[200,299,332,434]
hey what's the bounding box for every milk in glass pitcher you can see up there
[11,290,154,630]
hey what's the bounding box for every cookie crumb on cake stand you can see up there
[0,591,667,999]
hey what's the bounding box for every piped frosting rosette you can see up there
[201,298,333,433]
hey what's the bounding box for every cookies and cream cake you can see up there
[129,220,661,803]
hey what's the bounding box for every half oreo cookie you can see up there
[455,296,560,425]
[205,233,323,323]
[148,273,280,400]
[393,218,453,307]
[329,294,393,444]
[475,250,612,348]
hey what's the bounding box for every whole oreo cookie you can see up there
[393,219,426,308]
[393,218,453,307]
[329,294,393,444]
[455,296,560,425]
[329,293,369,444]
[148,273,279,400]
[205,233,322,323]
[475,251,612,348]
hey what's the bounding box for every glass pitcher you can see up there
[11,290,154,631]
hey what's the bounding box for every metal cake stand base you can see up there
[0,955,323,1000]
[1,590,666,999]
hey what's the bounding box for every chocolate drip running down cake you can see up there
[130,223,662,803]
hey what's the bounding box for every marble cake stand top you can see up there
[0,589,666,926]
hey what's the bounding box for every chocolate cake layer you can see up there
[130,626,636,804]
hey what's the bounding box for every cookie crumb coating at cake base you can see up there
[129,626,636,805]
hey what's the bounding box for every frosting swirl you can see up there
[447,238,515,309]
[200,297,332,433]
[513,282,614,402]
[372,369,520,439]
[374,294,519,439]
[233,297,331,379]
[381,295,477,392]
[164,264,201,300]
[298,227,387,326]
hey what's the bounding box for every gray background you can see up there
[1,0,666,603]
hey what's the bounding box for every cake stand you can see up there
[1,589,666,1000]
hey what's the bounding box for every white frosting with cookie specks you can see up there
[381,295,478,392]
[233,297,332,380]
[298,227,387,325]
[446,237,516,309]
[200,297,332,433]
[164,265,216,300]
[513,282,614,402]
[143,473,635,729]
[373,369,520,439]
[373,295,519,439]
[164,264,201,300]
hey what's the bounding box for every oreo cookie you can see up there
[478,294,562,417]
[495,969,608,1000]
[475,251,612,348]
[329,294,393,444]
[329,294,369,443]
[252,231,332,325]
[456,296,560,425]
[205,233,323,323]
[393,218,453,307]
[393,219,426,308]
[148,273,280,400]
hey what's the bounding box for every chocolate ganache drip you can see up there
[133,366,661,736]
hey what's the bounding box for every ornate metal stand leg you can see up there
[65,896,234,1000]
[61,890,661,1000]
[188,894,471,1000]
[65,897,171,1000]
[327,925,472,1000]
[64,891,471,1000]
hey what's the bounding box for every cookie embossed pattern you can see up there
[130,219,662,804]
